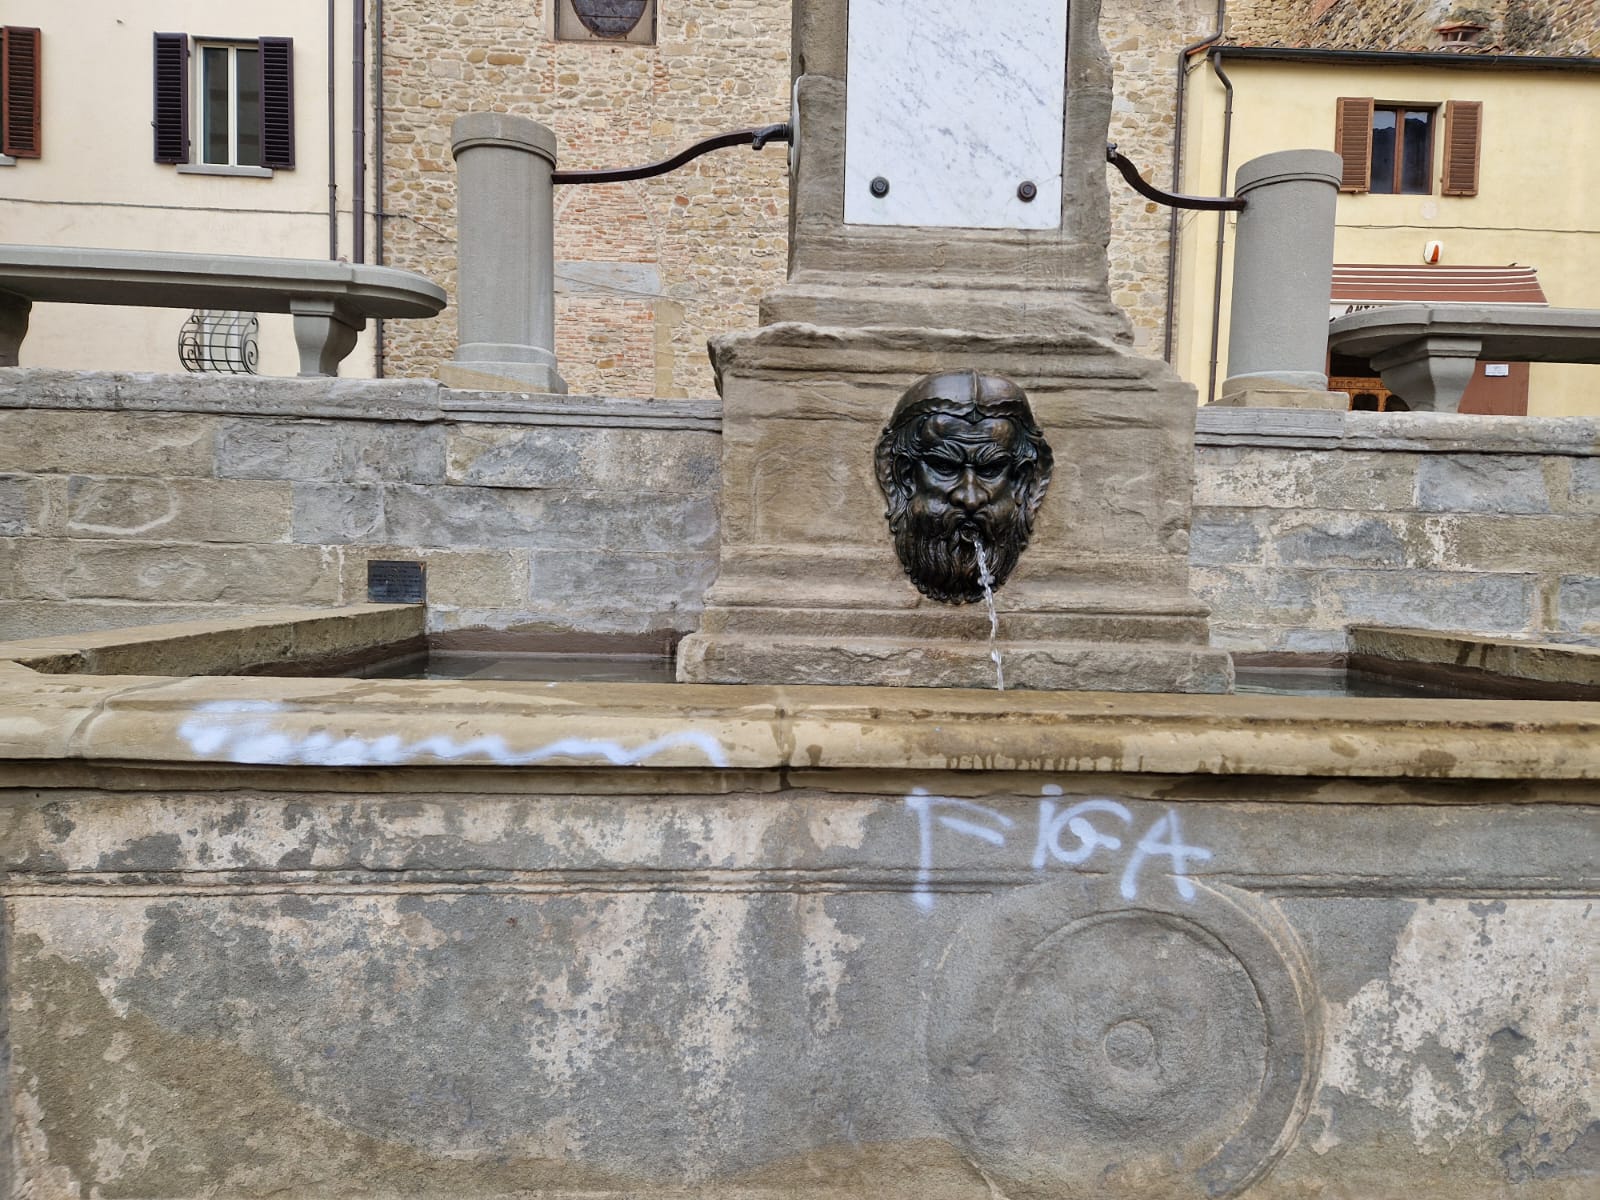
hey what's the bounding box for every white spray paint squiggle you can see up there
[176,700,730,768]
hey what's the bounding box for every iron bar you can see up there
[552,123,791,186]
[1106,143,1244,212]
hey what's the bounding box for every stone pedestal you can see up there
[1219,149,1343,404]
[441,114,567,395]
[678,0,1230,692]
[676,324,1232,692]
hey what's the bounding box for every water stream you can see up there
[974,539,1005,691]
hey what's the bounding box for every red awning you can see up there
[1331,264,1548,309]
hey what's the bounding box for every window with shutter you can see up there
[1333,96,1374,192]
[2,26,42,159]
[153,32,189,164]
[1441,99,1482,197]
[259,37,294,169]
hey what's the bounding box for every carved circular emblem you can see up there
[925,877,1319,1199]
[571,0,650,38]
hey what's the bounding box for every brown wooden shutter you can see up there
[1333,96,1374,192]
[1441,99,1482,197]
[1,26,42,158]
[259,37,295,169]
[152,32,188,164]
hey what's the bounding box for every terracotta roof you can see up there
[1330,264,1550,306]
[1222,0,1599,58]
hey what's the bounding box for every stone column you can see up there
[438,114,567,394]
[1218,149,1343,407]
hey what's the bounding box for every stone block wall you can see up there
[1192,408,1600,652]
[0,371,719,642]
[4,371,1597,656]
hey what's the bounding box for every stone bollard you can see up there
[437,113,567,394]
[1218,149,1343,408]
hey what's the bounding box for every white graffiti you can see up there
[176,699,730,768]
[908,784,1212,911]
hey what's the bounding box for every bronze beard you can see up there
[875,372,1054,605]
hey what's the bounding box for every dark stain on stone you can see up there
[1277,897,1415,1005]
[40,800,76,841]
[95,832,184,872]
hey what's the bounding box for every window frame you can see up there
[153,32,294,174]
[1336,95,1481,198]
[195,38,264,169]
[1368,102,1436,196]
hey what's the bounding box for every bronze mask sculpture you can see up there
[874,370,1054,604]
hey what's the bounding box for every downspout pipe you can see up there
[1204,46,1235,406]
[374,0,386,375]
[327,0,338,260]
[1163,0,1227,363]
[353,0,367,264]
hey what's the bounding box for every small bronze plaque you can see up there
[367,559,426,605]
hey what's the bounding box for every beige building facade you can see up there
[1,0,379,378]
[1178,0,1600,416]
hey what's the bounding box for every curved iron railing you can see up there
[552,123,791,186]
[1106,143,1245,211]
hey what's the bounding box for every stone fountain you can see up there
[677,0,1232,692]
[0,3,1594,1198]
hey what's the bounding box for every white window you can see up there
[198,42,261,168]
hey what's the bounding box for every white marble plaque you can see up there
[844,0,1067,230]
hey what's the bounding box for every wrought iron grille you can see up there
[178,309,260,374]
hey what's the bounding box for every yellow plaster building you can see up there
[1175,41,1600,416]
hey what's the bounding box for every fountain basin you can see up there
[2,610,1596,1198]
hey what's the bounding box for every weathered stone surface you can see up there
[527,550,717,623]
[1405,514,1600,573]
[0,536,68,601]
[1558,575,1600,635]
[0,604,421,677]
[1195,447,1420,510]
[1416,453,1553,514]
[63,543,340,604]
[291,483,386,544]
[0,472,43,536]
[0,666,1595,1197]
[1273,512,1409,568]
[445,426,720,493]
[1321,569,1538,632]
[1570,456,1600,513]
[383,484,719,552]
[338,546,529,610]
[218,417,447,484]
[63,476,293,543]
[0,409,214,476]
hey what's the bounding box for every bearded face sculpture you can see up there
[874,371,1054,604]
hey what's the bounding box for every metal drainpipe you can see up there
[373,0,386,376]
[1204,47,1236,406]
[325,0,338,261]
[353,0,366,265]
[1163,0,1227,364]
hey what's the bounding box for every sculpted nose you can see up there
[950,469,984,514]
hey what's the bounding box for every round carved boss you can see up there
[924,876,1320,1199]
[570,0,650,38]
